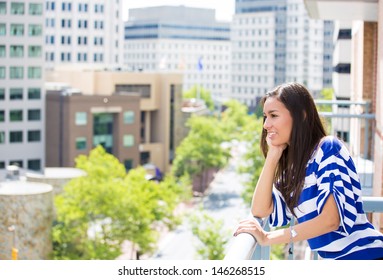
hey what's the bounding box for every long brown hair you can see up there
[260,82,326,216]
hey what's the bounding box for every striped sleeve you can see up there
[269,186,292,227]
[315,137,360,235]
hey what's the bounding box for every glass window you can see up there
[28,45,42,57]
[10,45,24,57]
[27,130,40,142]
[76,137,87,150]
[0,2,6,14]
[0,45,5,57]
[27,159,41,170]
[10,110,23,121]
[28,24,42,36]
[75,112,87,125]
[10,88,23,100]
[10,24,24,36]
[9,160,23,167]
[9,131,23,143]
[10,2,24,15]
[28,109,40,121]
[28,67,41,79]
[29,3,42,15]
[124,159,133,171]
[0,23,5,36]
[0,88,4,100]
[0,110,4,121]
[123,135,134,147]
[28,88,41,99]
[10,67,23,79]
[123,111,135,124]
[0,66,5,79]
[0,131,4,144]
[0,161,5,168]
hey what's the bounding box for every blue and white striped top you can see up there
[269,136,383,259]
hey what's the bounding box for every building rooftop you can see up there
[0,181,52,196]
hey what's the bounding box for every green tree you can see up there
[172,115,230,181]
[237,117,265,205]
[52,146,188,259]
[317,88,334,112]
[189,211,230,260]
[183,85,214,111]
[317,88,334,133]
[220,99,251,141]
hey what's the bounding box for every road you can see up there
[150,144,251,260]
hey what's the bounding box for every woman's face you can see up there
[263,97,293,146]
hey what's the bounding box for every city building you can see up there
[0,0,125,180]
[0,0,45,180]
[322,20,334,89]
[123,6,231,103]
[45,88,141,170]
[304,0,383,230]
[329,21,353,145]
[44,0,123,71]
[45,70,183,173]
[231,0,332,109]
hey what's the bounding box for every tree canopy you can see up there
[52,146,189,259]
[183,85,215,111]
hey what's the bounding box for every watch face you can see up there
[291,228,298,238]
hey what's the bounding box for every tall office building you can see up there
[0,0,124,179]
[0,0,45,179]
[123,6,231,102]
[44,0,123,70]
[323,20,334,89]
[232,0,332,108]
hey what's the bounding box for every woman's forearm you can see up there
[264,195,340,246]
[251,155,279,217]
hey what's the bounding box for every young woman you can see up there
[234,82,383,259]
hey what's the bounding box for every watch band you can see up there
[288,226,297,255]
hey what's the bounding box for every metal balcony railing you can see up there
[224,197,383,260]
[224,100,381,260]
[315,99,375,195]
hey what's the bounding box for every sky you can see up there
[122,0,235,22]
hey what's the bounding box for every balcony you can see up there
[225,100,382,260]
[225,197,383,260]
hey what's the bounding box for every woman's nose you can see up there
[263,118,271,130]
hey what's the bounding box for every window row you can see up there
[0,23,43,37]
[0,130,41,144]
[0,2,43,15]
[45,2,104,13]
[75,111,135,126]
[44,52,105,63]
[125,43,230,52]
[0,66,42,79]
[49,19,105,29]
[0,88,41,101]
[0,159,41,171]
[75,134,135,151]
[0,45,42,58]
[44,36,104,46]
[0,109,41,122]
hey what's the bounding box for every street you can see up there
[150,143,251,260]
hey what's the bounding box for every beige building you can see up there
[304,0,383,230]
[45,70,183,174]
